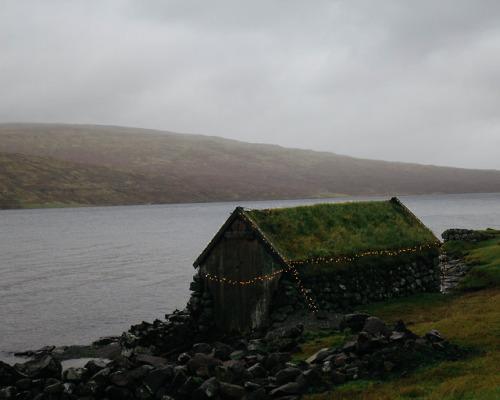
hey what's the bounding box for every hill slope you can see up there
[1,123,499,208]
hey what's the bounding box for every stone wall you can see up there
[269,256,441,325]
[441,228,483,242]
[187,253,442,331]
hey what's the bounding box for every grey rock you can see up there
[14,378,31,391]
[269,381,300,396]
[110,365,151,387]
[84,359,108,376]
[135,387,153,400]
[177,376,201,398]
[426,330,444,342]
[220,382,246,400]
[186,353,223,377]
[62,367,86,382]
[143,366,173,394]
[229,350,246,360]
[14,356,62,380]
[44,380,63,394]
[215,365,235,383]
[0,387,15,400]
[356,331,376,354]
[342,340,357,354]
[305,347,329,364]
[134,354,168,367]
[362,317,389,336]
[104,384,132,399]
[193,343,213,355]
[344,313,371,331]
[192,377,220,400]
[275,367,302,385]
[213,344,233,361]
[246,387,268,400]
[248,362,267,379]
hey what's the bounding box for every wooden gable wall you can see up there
[199,215,282,332]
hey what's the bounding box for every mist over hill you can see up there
[1,123,499,209]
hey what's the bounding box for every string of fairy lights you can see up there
[204,268,284,285]
[242,211,320,312]
[287,241,442,266]
[197,202,442,313]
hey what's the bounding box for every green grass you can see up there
[246,199,439,261]
[299,229,500,399]
[446,230,500,292]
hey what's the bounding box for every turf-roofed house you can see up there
[190,197,442,333]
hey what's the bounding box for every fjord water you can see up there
[1,193,499,361]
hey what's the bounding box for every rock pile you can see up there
[0,313,466,400]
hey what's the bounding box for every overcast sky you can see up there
[1,1,499,170]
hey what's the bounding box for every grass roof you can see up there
[244,198,439,262]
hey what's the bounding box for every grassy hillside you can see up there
[301,229,500,399]
[1,123,500,208]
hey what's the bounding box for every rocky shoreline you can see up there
[0,309,470,400]
[1,230,477,399]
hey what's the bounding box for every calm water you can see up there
[1,193,499,362]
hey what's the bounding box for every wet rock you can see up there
[84,359,108,376]
[14,356,62,379]
[62,367,86,382]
